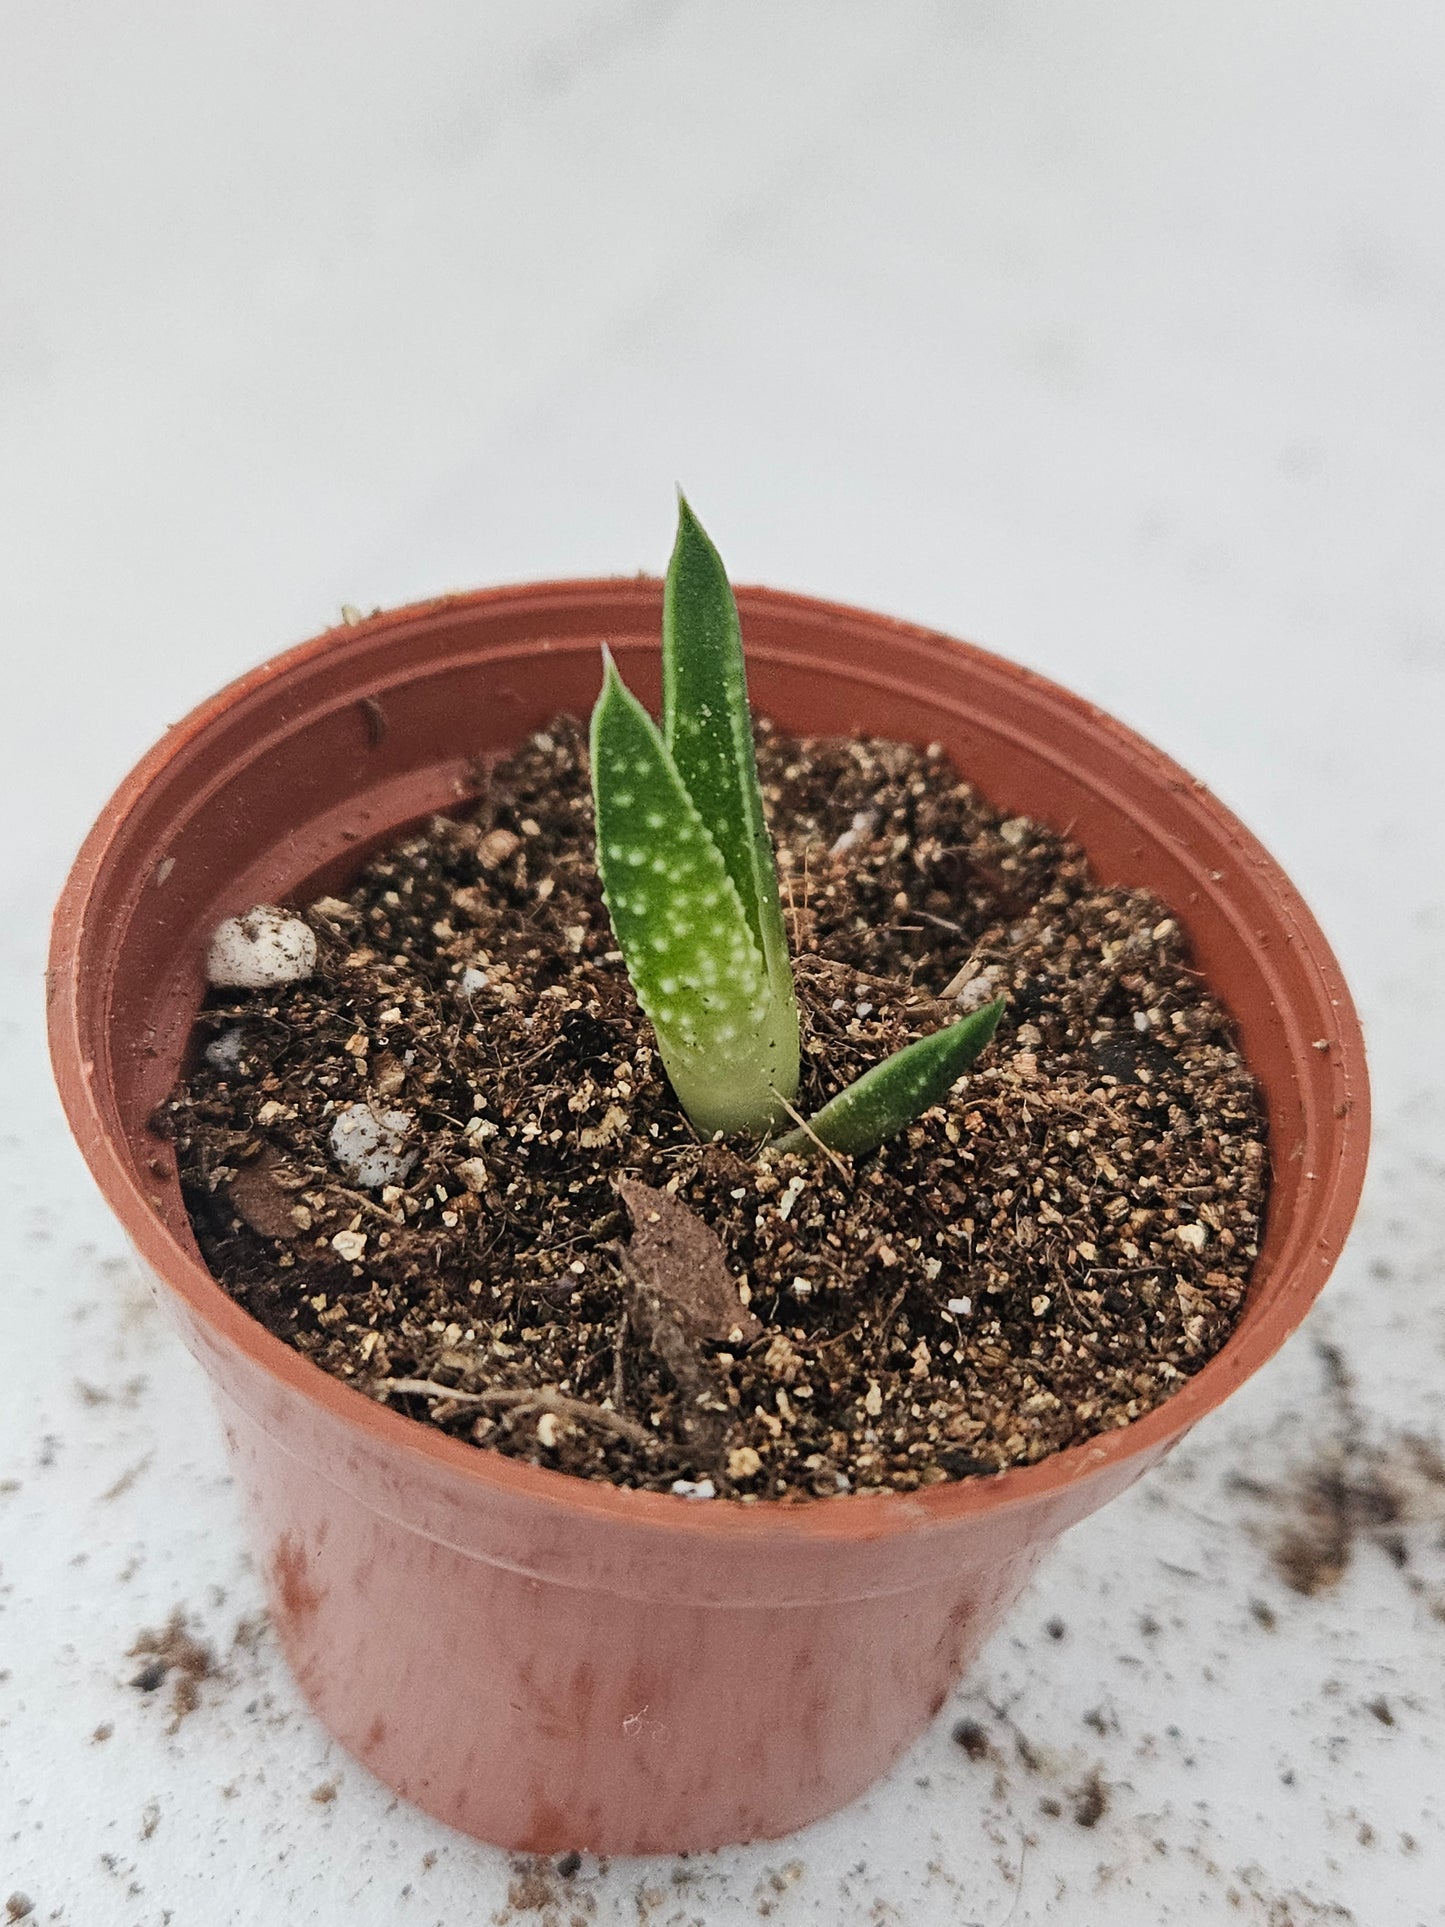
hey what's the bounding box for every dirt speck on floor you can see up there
[951,1716,991,1760]
[310,1778,338,1804]
[127,1608,217,1732]
[1069,1768,1109,1828]
[755,1859,805,1914]
[231,1611,270,1653]
[1236,1341,1445,1598]
[101,1452,155,1502]
[5,1897,34,1924]
[950,1700,1116,1847]
[496,1856,591,1923]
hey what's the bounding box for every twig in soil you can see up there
[373,1378,652,1446]
[877,1281,911,1341]
[328,1186,403,1226]
[796,953,948,1009]
[909,907,967,938]
[940,952,984,1000]
[1083,1265,1169,1282]
[767,1087,851,1178]
[612,1305,628,1413]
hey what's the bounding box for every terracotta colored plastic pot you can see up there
[49,582,1368,1854]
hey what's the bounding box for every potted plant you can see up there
[48,503,1368,1855]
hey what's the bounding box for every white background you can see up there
[2,4,1443,1922]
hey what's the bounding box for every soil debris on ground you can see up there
[1232,1341,1445,1597]
[1069,1767,1109,1828]
[497,1856,595,1923]
[126,1609,217,1731]
[951,1716,991,1760]
[162,717,1269,1497]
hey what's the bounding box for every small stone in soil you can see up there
[207,906,317,988]
[670,1478,717,1500]
[328,1103,417,1189]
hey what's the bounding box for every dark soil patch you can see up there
[160,719,1268,1497]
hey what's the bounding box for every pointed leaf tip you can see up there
[770,997,1005,1162]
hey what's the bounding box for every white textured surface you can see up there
[205,909,318,992]
[3,4,1444,1922]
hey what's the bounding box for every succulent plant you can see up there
[591,499,1003,1154]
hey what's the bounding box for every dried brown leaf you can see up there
[616,1179,761,1345]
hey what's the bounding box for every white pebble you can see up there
[828,809,878,858]
[331,1229,367,1263]
[455,1157,489,1194]
[777,1174,806,1221]
[947,1296,973,1316]
[1175,1222,1208,1251]
[329,1103,417,1189]
[207,906,316,988]
[205,1027,245,1070]
[460,966,489,995]
[669,1478,717,1500]
[956,970,999,1012]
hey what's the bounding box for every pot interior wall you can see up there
[73,582,1360,1349]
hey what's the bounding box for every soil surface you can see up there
[160,719,1268,1497]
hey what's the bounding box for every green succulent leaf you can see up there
[663,496,798,1095]
[770,998,1006,1161]
[590,650,797,1136]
